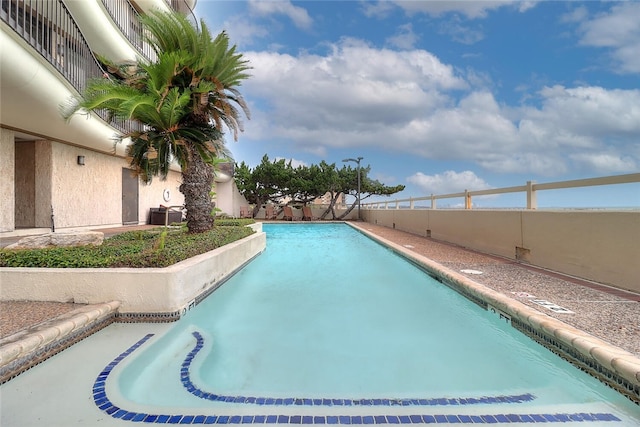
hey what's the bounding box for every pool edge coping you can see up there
[0,301,121,383]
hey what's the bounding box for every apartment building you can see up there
[0,0,241,233]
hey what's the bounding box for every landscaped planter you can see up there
[0,224,265,318]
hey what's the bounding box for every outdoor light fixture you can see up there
[77,155,85,166]
[342,156,364,220]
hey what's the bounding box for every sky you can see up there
[194,0,639,208]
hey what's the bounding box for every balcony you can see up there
[100,0,156,62]
[1,0,141,135]
[165,0,197,15]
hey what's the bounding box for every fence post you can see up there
[431,194,436,209]
[410,198,414,210]
[526,181,537,209]
[465,190,472,209]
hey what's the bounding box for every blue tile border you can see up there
[92,333,624,424]
[181,331,537,407]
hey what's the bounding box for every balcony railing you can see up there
[362,173,640,210]
[166,0,192,14]
[1,0,142,135]
[100,0,156,62]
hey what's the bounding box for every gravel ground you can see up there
[2,222,639,357]
[0,301,80,338]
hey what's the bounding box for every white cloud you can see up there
[243,38,466,136]
[241,39,640,178]
[218,16,270,47]
[360,0,396,19]
[407,170,492,195]
[438,17,485,45]
[391,0,537,19]
[530,85,640,139]
[248,0,313,30]
[576,2,640,73]
[560,5,588,24]
[275,157,307,168]
[386,23,419,50]
[569,153,637,175]
[368,1,534,45]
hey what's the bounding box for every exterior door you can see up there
[121,168,139,225]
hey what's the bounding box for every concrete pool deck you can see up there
[1,222,639,396]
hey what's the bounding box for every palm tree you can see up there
[62,11,250,233]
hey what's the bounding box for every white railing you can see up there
[362,173,640,210]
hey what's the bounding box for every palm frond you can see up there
[62,9,251,195]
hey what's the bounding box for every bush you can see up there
[0,224,255,268]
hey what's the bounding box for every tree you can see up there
[235,156,291,217]
[62,11,250,233]
[234,157,404,219]
[335,165,405,219]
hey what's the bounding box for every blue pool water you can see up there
[108,223,639,424]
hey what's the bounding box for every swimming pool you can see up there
[2,223,639,425]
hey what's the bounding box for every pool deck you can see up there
[1,221,639,357]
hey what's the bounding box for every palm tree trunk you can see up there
[180,143,215,233]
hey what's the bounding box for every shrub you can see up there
[0,224,255,268]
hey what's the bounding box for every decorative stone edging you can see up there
[0,301,120,383]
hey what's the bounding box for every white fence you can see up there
[362,173,640,210]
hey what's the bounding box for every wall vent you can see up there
[515,246,531,262]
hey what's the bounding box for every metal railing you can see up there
[1,0,102,93]
[1,0,142,135]
[362,173,640,210]
[100,0,156,62]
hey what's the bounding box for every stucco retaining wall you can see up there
[362,209,639,293]
[0,225,265,315]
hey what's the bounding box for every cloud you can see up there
[248,0,313,30]
[575,2,640,73]
[367,1,534,45]
[560,5,588,24]
[360,0,396,19]
[275,157,307,168]
[218,15,270,47]
[386,23,419,50]
[240,39,639,178]
[243,38,466,135]
[438,18,485,45]
[391,0,537,19]
[569,153,637,175]
[407,171,492,195]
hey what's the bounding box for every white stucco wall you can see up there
[47,142,183,228]
[138,169,184,224]
[49,143,123,228]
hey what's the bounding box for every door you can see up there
[121,168,139,225]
